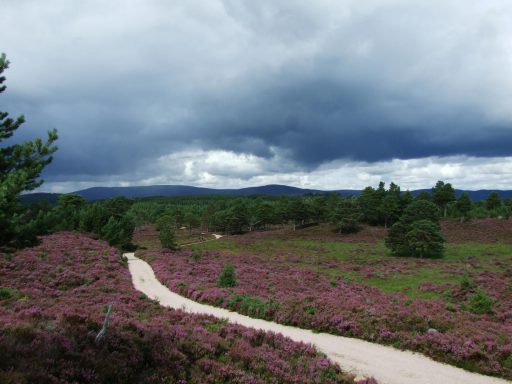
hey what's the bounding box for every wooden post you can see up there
[95,304,113,346]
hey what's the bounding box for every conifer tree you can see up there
[0,53,58,247]
[455,192,472,222]
[485,191,501,211]
[432,180,455,217]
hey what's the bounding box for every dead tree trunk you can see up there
[95,304,113,346]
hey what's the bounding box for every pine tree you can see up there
[432,180,455,217]
[485,191,501,211]
[330,198,362,233]
[455,193,472,222]
[385,200,444,258]
[358,186,381,225]
[379,194,401,228]
[159,225,178,250]
[0,53,58,247]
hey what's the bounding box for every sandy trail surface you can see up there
[126,252,510,384]
[180,233,224,247]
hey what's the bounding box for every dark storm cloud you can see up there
[181,69,512,165]
[2,0,512,187]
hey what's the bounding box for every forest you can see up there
[5,179,511,256]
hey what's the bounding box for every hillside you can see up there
[21,184,512,203]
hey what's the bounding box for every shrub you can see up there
[227,294,278,319]
[460,273,472,291]
[218,263,237,288]
[0,287,13,300]
[468,287,494,314]
[191,249,202,261]
[119,254,128,266]
[504,354,512,370]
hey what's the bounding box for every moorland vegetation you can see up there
[2,51,512,381]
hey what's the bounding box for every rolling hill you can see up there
[20,184,512,203]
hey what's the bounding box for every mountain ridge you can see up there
[20,184,512,204]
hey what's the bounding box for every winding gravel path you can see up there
[125,252,510,384]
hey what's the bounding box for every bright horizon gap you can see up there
[32,182,512,195]
[36,154,512,194]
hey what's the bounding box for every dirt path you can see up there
[179,233,224,247]
[125,252,510,384]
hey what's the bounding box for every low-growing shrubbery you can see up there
[143,246,512,379]
[0,232,359,384]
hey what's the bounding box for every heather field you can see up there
[136,219,512,379]
[0,232,365,384]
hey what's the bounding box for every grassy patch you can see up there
[192,239,241,253]
[192,232,512,304]
[361,268,452,300]
[444,243,512,262]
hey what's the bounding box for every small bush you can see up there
[3,253,13,261]
[468,287,494,314]
[460,272,472,291]
[176,281,186,289]
[504,354,512,370]
[191,249,202,261]
[227,294,278,319]
[218,263,237,288]
[120,254,128,266]
[305,306,316,315]
[0,287,14,300]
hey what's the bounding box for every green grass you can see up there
[444,243,512,261]
[195,238,388,261]
[289,239,386,260]
[357,268,453,300]
[191,239,242,253]
[183,234,512,302]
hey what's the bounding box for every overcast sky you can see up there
[2,0,512,192]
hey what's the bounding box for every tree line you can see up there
[11,181,508,251]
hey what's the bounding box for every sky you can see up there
[2,0,512,192]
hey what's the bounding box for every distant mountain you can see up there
[411,189,512,200]
[67,185,512,201]
[20,184,512,203]
[71,184,345,201]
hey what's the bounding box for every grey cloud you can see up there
[2,0,512,188]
